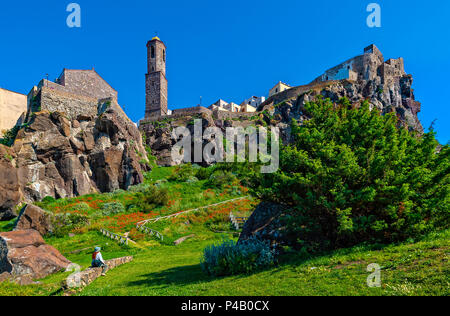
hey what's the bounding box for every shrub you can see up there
[133,185,169,213]
[201,237,276,276]
[72,202,90,212]
[128,183,152,193]
[41,196,56,204]
[52,213,90,237]
[205,170,238,189]
[168,164,196,182]
[195,167,214,180]
[100,202,125,216]
[253,97,450,252]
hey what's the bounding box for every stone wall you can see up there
[63,256,133,289]
[311,45,405,85]
[29,87,99,121]
[145,38,168,118]
[41,69,118,100]
[0,88,27,136]
[145,72,168,117]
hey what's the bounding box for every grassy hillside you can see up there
[0,167,448,296]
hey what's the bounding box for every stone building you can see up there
[240,103,257,113]
[145,37,168,118]
[208,100,240,112]
[269,81,292,97]
[0,88,27,136]
[311,44,405,84]
[242,96,266,109]
[27,69,119,120]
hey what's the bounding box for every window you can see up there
[151,46,155,58]
[163,49,166,62]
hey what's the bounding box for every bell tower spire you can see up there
[145,37,168,117]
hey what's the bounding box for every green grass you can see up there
[77,229,449,296]
[0,167,448,296]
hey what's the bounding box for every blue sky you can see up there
[0,0,449,143]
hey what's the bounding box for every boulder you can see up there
[0,230,71,280]
[14,204,54,236]
[238,202,289,247]
[0,100,147,209]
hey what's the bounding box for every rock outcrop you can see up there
[238,202,289,247]
[142,75,423,167]
[0,146,22,221]
[258,75,423,143]
[0,100,148,220]
[0,230,71,282]
[14,204,54,236]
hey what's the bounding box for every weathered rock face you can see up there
[259,75,423,142]
[0,230,71,280]
[14,204,54,236]
[0,145,23,220]
[142,74,423,167]
[140,113,217,166]
[238,202,289,247]
[0,100,148,219]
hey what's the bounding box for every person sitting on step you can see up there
[91,247,108,276]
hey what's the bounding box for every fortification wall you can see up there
[213,110,257,120]
[172,106,212,116]
[34,86,99,120]
[39,70,117,101]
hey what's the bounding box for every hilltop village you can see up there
[0,39,423,205]
[1,38,413,137]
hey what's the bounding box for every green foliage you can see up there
[0,125,21,147]
[72,202,90,212]
[205,170,238,189]
[168,163,196,182]
[99,202,125,216]
[201,237,276,276]
[41,196,56,204]
[52,213,90,237]
[253,97,450,252]
[132,185,169,213]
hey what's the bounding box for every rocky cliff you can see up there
[259,74,422,142]
[141,73,423,166]
[0,101,148,220]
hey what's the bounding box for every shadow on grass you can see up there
[125,263,216,289]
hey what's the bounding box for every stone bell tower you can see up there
[145,37,168,117]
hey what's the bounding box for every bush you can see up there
[41,196,56,204]
[253,97,450,252]
[128,183,152,193]
[133,185,169,213]
[201,237,276,276]
[72,202,90,212]
[52,213,90,237]
[168,164,196,182]
[205,170,238,189]
[195,167,214,180]
[100,202,125,216]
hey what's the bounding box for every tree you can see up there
[253,97,449,252]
